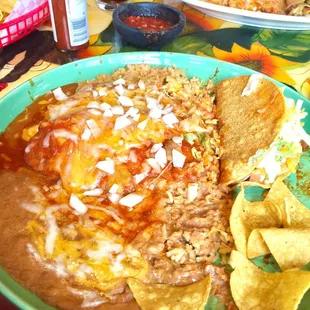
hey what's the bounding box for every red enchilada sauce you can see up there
[122,16,172,32]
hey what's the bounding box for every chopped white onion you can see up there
[92,90,98,98]
[162,113,179,126]
[109,183,119,194]
[108,193,122,204]
[114,116,131,131]
[119,193,144,208]
[103,109,113,117]
[89,109,102,116]
[149,107,163,119]
[100,102,111,111]
[111,106,124,115]
[96,159,115,175]
[134,173,147,184]
[138,80,145,90]
[118,155,129,163]
[146,97,161,109]
[137,118,149,130]
[118,96,133,107]
[146,158,161,173]
[172,149,186,168]
[187,183,198,202]
[128,84,135,90]
[81,127,92,141]
[87,101,101,109]
[133,113,140,122]
[155,148,167,168]
[84,188,104,196]
[86,119,101,138]
[162,104,173,115]
[115,84,125,96]
[151,143,163,153]
[52,87,68,101]
[113,78,126,85]
[69,194,87,214]
[98,88,107,96]
[172,136,183,144]
[125,107,139,118]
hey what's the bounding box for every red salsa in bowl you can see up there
[112,2,186,49]
[122,16,173,32]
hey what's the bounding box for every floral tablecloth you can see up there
[0,0,309,100]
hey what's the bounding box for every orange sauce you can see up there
[0,84,77,171]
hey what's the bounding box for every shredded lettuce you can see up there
[196,132,211,151]
[248,97,310,183]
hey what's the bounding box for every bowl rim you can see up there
[112,2,186,34]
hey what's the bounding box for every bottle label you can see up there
[65,0,89,47]
[47,0,58,42]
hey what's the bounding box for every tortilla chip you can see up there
[266,179,310,228]
[247,228,310,270]
[0,1,16,12]
[216,76,286,185]
[247,229,270,258]
[229,250,310,310]
[230,189,282,256]
[127,276,211,310]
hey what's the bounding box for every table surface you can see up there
[0,0,309,308]
[0,0,309,100]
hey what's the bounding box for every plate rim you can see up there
[183,0,310,24]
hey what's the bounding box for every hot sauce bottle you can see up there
[48,0,89,51]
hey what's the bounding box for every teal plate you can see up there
[0,52,309,310]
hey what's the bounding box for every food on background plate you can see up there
[229,250,310,310]
[286,0,310,15]
[0,64,309,310]
[231,179,310,271]
[216,74,309,186]
[0,65,235,309]
[201,0,310,16]
[229,0,286,14]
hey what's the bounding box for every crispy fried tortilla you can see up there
[216,75,286,185]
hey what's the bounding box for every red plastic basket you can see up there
[0,2,50,48]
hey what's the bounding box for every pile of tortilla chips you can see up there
[229,179,310,310]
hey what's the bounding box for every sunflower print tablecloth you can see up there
[0,0,309,100]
